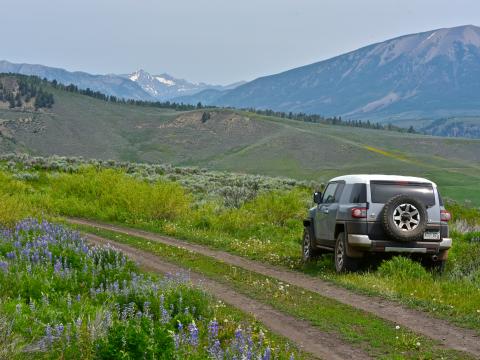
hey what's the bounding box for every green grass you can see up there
[0,160,479,345]
[73,224,474,360]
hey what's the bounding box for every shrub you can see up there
[245,189,309,227]
[48,168,190,223]
[0,194,37,227]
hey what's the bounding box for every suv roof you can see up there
[330,174,436,185]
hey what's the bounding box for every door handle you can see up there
[323,208,329,214]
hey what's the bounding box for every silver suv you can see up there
[302,175,452,273]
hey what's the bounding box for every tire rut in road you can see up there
[86,233,371,360]
[69,218,480,357]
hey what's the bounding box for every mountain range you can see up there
[0,60,241,102]
[177,25,480,121]
[2,25,480,121]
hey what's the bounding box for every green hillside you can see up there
[1,74,479,204]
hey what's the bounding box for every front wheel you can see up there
[335,232,357,273]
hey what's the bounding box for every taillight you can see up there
[351,207,367,218]
[440,210,451,222]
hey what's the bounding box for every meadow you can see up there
[0,154,479,336]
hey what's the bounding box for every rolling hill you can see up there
[1,74,480,204]
[179,25,480,123]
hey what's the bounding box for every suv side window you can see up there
[322,182,338,204]
[349,183,367,203]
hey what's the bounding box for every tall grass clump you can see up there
[48,168,190,223]
[0,172,42,227]
[0,219,297,359]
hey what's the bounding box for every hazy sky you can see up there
[1,0,479,84]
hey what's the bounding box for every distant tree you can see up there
[407,125,415,133]
[196,102,203,109]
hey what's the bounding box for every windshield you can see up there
[370,181,435,206]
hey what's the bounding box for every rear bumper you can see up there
[348,234,452,253]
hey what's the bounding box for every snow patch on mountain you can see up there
[156,77,175,86]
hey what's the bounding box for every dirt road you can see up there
[69,218,480,357]
[86,232,371,360]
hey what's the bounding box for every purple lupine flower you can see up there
[289,353,295,360]
[44,324,53,346]
[54,260,62,274]
[55,323,64,337]
[234,326,245,350]
[0,261,8,272]
[160,306,170,324]
[208,319,219,340]
[188,321,199,347]
[262,347,271,360]
[173,333,180,350]
[208,339,223,359]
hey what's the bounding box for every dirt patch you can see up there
[86,232,371,360]
[69,218,480,357]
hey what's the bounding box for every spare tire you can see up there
[382,194,428,241]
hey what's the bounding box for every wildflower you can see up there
[54,260,62,274]
[208,319,219,340]
[416,341,421,347]
[44,324,53,346]
[395,325,400,330]
[263,347,271,360]
[208,339,223,359]
[188,321,199,347]
[0,261,8,272]
[55,323,64,337]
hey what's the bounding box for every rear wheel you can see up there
[335,232,357,273]
[302,227,322,262]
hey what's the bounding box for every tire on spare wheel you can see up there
[382,194,428,241]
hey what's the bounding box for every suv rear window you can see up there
[370,181,435,206]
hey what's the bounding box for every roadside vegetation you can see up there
[0,218,299,359]
[0,154,479,335]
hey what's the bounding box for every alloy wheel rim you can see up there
[303,233,310,259]
[393,203,420,231]
[336,239,344,270]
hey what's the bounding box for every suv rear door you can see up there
[367,180,440,239]
[315,181,345,245]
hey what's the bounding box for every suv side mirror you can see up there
[313,192,322,204]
